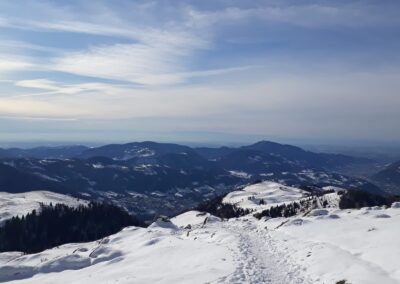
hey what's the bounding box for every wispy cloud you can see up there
[15,79,61,91]
[52,41,259,85]
[52,42,195,85]
[12,79,128,98]
[3,1,394,87]
[187,2,400,29]
[0,56,34,72]
[1,1,400,141]
[0,14,216,85]
[0,40,64,54]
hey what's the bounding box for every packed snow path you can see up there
[213,220,311,284]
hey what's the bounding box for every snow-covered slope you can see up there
[264,204,400,283]
[223,181,308,211]
[4,204,400,284]
[0,191,86,225]
[0,218,235,284]
[2,183,400,284]
[171,210,221,228]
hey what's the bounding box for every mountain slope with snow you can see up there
[0,140,383,223]
[0,191,86,225]
[1,183,400,284]
[223,181,309,211]
[0,219,235,284]
[264,204,400,283]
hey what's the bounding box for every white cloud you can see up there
[51,37,256,85]
[55,44,256,85]
[0,57,33,72]
[1,1,400,141]
[15,79,60,91]
[0,9,215,85]
[13,79,126,98]
[186,2,400,29]
[2,1,395,87]
[0,40,63,54]
[0,98,85,118]
[2,67,400,141]
[52,43,187,85]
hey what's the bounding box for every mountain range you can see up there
[0,141,384,221]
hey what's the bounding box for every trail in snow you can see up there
[2,208,400,284]
[2,182,400,284]
[207,219,311,284]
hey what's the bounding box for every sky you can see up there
[0,0,400,145]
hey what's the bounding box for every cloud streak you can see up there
[0,0,400,142]
[0,57,34,73]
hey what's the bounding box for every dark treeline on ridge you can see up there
[0,202,144,254]
[338,190,400,209]
[195,195,251,219]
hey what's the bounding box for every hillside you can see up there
[372,161,400,194]
[1,182,399,284]
[196,141,371,169]
[0,141,383,221]
[0,191,86,225]
[222,181,308,211]
[0,146,88,159]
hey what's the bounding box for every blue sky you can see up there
[1,0,400,145]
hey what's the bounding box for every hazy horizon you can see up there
[2,135,400,150]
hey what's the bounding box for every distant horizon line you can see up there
[1,138,400,150]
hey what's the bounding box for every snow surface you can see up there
[264,206,400,283]
[0,191,86,225]
[171,210,221,228]
[223,181,308,211]
[0,219,234,284]
[2,183,400,284]
[228,171,252,179]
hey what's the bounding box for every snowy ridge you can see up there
[0,191,86,225]
[222,181,308,212]
[0,218,234,284]
[1,182,400,283]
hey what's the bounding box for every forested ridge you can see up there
[0,202,144,253]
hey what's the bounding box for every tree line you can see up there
[338,190,400,209]
[195,195,251,219]
[0,202,144,253]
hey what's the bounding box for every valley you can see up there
[0,141,387,222]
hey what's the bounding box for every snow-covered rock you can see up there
[284,218,311,226]
[148,217,179,231]
[322,186,346,192]
[374,213,391,218]
[171,211,220,228]
[308,209,329,216]
[391,202,400,208]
